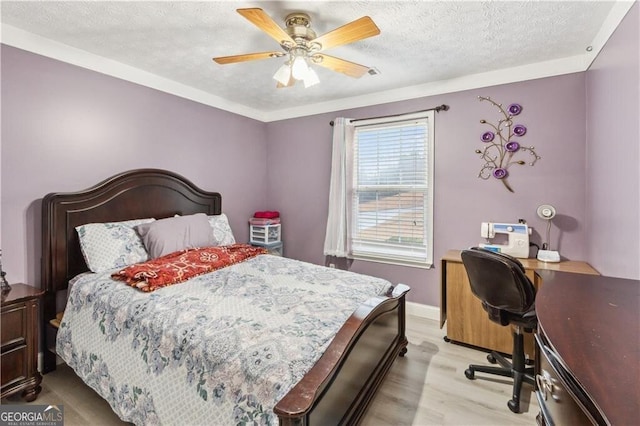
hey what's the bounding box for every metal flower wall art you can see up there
[476,96,541,192]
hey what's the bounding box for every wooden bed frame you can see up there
[41,168,409,425]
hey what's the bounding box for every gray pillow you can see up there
[135,213,215,259]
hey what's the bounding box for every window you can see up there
[350,111,434,268]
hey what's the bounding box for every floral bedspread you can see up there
[57,254,392,425]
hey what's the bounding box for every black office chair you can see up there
[460,247,537,413]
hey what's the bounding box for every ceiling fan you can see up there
[212,8,380,88]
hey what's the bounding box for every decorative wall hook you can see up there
[475,96,541,192]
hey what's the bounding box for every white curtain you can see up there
[323,117,354,257]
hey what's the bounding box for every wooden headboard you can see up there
[41,168,221,295]
[41,169,221,372]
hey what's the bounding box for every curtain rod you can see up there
[329,104,449,126]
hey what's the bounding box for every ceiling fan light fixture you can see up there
[273,62,291,85]
[291,55,310,80]
[213,9,381,87]
[303,67,320,88]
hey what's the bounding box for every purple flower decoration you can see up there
[508,103,522,116]
[493,168,508,179]
[481,131,495,142]
[513,125,527,136]
[505,141,520,152]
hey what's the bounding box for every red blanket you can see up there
[112,244,267,292]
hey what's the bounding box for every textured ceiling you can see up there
[0,1,632,121]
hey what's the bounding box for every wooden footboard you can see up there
[275,283,410,425]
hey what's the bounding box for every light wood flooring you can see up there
[3,314,538,425]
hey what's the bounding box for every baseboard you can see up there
[406,302,440,321]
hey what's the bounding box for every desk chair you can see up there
[461,247,537,413]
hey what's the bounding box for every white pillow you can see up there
[208,213,236,245]
[76,218,155,272]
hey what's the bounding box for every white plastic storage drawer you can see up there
[250,224,281,244]
[253,241,283,256]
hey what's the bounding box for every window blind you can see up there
[350,113,434,267]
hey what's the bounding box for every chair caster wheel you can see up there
[507,399,520,413]
[487,353,497,364]
[464,369,475,380]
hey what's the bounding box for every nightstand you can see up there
[1,283,44,402]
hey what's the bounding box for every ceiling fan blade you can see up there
[312,54,370,78]
[311,16,380,51]
[237,8,295,47]
[213,51,283,64]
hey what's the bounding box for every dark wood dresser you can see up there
[1,283,44,401]
[535,271,639,425]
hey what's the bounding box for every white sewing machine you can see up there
[479,222,531,259]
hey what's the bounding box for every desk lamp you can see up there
[536,204,560,262]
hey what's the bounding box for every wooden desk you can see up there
[439,250,598,358]
[535,271,639,425]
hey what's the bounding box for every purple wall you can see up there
[266,4,639,304]
[586,3,639,279]
[1,45,269,286]
[266,75,590,305]
[1,4,637,307]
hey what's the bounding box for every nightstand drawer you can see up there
[1,283,43,402]
[1,345,28,386]
[1,304,27,348]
